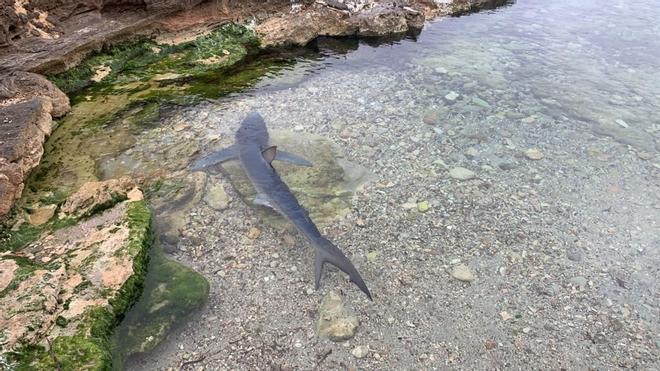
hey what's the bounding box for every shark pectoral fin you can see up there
[275,151,313,167]
[262,146,278,164]
[253,193,274,209]
[189,145,237,171]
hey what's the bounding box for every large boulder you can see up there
[0,185,151,369]
[0,98,53,221]
[0,71,70,118]
[0,71,71,222]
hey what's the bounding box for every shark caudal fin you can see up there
[313,237,372,300]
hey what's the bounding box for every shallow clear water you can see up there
[32,0,660,368]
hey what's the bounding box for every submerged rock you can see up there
[451,264,475,282]
[203,181,231,211]
[0,191,151,369]
[449,167,476,180]
[524,148,544,160]
[111,247,209,362]
[221,130,372,228]
[317,291,359,341]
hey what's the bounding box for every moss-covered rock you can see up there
[111,246,209,365]
[0,187,152,370]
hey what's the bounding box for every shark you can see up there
[190,111,372,299]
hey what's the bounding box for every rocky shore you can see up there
[0,0,509,368]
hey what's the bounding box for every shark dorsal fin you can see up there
[262,146,277,164]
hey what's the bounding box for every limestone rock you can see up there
[0,71,70,118]
[0,98,53,220]
[449,167,476,180]
[25,204,57,225]
[0,196,151,369]
[317,291,359,341]
[59,177,137,218]
[451,264,475,282]
[257,2,425,48]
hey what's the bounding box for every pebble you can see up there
[524,148,544,160]
[449,167,476,180]
[566,247,583,262]
[637,151,653,160]
[247,227,261,239]
[444,91,460,101]
[521,115,537,124]
[417,200,430,213]
[570,276,588,288]
[464,147,478,159]
[498,162,517,171]
[615,119,629,128]
[451,264,475,282]
[351,345,369,358]
[499,311,512,321]
[472,96,491,108]
[203,182,231,210]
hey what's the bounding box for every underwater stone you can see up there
[524,148,544,160]
[451,264,475,282]
[111,247,209,362]
[444,91,460,101]
[204,182,231,211]
[449,167,476,180]
[317,291,359,341]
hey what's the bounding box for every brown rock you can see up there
[247,226,261,240]
[354,4,423,37]
[25,204,57,225]
[256,2,425,48]
[0,98,53,220]
[0,71,70,117]
[59,177,137,218]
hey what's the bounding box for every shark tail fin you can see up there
[313,237,372,300]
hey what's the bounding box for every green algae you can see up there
[49,23,260,101]
[0,216,77,252]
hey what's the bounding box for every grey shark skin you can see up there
[190,112,372,299]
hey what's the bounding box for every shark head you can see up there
[236,111,270,147]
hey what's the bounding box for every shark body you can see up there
[190,112,372,299]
